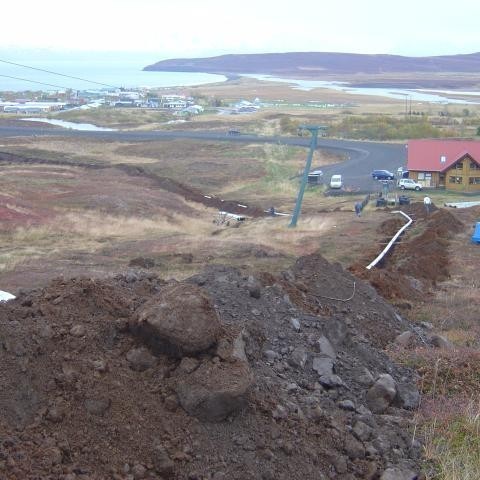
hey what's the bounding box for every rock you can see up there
[70,324,86,337]
[216,331,247,363]
[338,400,355,411]
[129,257,155,269]
[380,467,417,480]
[45,447,63,466]
[175,360,252,422]
[272,404,288,419]
[153,446,174,478]
[289,347,308,369]
[372,434,391,455]
[319,374,344,388]
[317,335,336,359]
[354,367,374,387]
[164,395,179,412]
[332,455,348,474]
[46,405,64,423]
[114,318,130,333]
[352,421,372,441]
[125,270,140,283]
[323,318,348,347]
[290,318,301,331]
[126,347,157,372]
[420,321,434,330]
[430,334,453,349]
[312,356,334,377]
[264,350,277,362]
[84,398,111,416]
[178,357,200,374]
[37,323,54,339]
[247,276,262,299]
[366,374,397,414]
[134,283,221,357]
[395,383,420,410]
[131,463,147,480]
[344,434,365,460]
[394,331,414,348]
[92,359,108,373]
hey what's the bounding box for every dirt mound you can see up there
[0,258,423,479]
[352,207,464,303]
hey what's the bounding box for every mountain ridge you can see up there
[144,51,480,76]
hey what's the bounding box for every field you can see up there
[1,77,480,479]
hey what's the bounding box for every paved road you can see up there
[0,125,407,191]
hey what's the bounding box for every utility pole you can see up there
[289,125,326,228]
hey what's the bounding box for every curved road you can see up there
[0,125,407,191]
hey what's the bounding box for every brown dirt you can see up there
[0,255,422,480]
[350,204,465,304]
[0,151,265,218]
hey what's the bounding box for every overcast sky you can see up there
[2,0,479,59]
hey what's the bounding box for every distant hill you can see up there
[144,51,480,76]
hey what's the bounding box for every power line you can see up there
[0,74,72,90]
[0,58,120,89]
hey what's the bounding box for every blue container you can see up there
[472,222,480,244]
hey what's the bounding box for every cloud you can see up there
[2,0,480,56]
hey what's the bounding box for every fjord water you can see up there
[0,55,226,91]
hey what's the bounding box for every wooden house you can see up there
[407,139,480,192]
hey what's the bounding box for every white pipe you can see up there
[366,210,413,270]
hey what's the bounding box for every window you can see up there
[449,176,463,184]
[418,172,425,180]
[469,177,480,185]
[470,161,480,170]
[440,155,446,163]
[455,162,463,169]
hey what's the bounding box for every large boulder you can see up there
[134,283,222,357]
[174,359,253,422]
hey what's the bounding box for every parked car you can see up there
[227,129,241,135]
[329,174,343,189]
[398,178,422,191]
[371,169,395,180]
[307,169,323,184]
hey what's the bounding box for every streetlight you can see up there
[289,125,328,228]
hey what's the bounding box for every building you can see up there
[406,139,480,192]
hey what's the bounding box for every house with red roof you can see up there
[406,139,480,192]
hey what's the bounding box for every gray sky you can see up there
[3,0,479,58]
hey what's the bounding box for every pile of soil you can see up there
[0,255,424,480]
[351,205,463,303]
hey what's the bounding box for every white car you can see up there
[330,174,343,189]
[398,178,422,191]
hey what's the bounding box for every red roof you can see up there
[407,139,480,172]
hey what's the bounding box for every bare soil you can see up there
[0,254,423,480]
[1,134,479,480]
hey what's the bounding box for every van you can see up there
[330,174,343,189]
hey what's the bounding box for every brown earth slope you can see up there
[0,254,423,480]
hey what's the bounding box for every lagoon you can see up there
[242,74,480,105]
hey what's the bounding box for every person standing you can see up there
[423,196,432,215]
[355,202,362,217]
